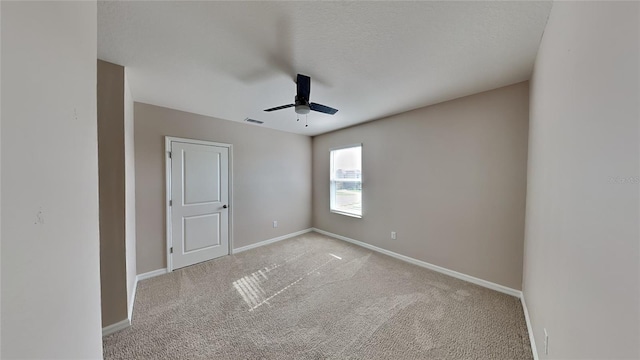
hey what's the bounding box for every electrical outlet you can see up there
[391,231,397,240]
[273,220,278,228]
[544,328,549,355]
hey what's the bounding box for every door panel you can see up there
[183,150,220,205]
[183,214,220,252]
[170,141,229,270]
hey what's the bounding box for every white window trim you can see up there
[330,143,363,218]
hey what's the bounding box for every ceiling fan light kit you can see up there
[295,104,310,115]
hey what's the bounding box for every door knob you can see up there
[222,205,228,209]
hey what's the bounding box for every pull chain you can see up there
[305,114,308,127]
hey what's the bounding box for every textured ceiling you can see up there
[98,1,552,136]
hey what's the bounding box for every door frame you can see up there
[165,136,234,272]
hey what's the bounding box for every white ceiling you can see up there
[98,1,552,136]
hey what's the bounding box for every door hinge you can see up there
[170,247,173,254]
[168,151,172,159]
[169,200,172,206]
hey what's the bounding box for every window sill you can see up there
[330,210,362,219]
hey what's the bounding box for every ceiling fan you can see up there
[264,74,338,116]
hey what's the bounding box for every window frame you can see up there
[329,143,363,218]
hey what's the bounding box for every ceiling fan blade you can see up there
[310,103,338,115]
[264,104,295,112]
[297,74,311,100]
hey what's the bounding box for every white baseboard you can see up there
[135,227,312,285]
[106,275,139,337]
[102,318,131,337]
[232,228,313,254]
[312,228,522,298]
[520,294,539,360]
[136,268,168,281]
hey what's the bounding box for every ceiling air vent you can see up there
[244,118,264,125]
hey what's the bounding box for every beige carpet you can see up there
[103,232,532,359]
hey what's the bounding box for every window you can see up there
[330,144,362,217]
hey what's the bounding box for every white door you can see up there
[169,140,229,270]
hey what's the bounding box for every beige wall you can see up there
[134,103,312,274]
[1,1,103,357]
[313,82,529,290]
[124,70,137,319]
[523,2,639,358]
[97,60,128,327]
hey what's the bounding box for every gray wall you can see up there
[523,2,639,358]
[97,59,128,327]
[313,82,529,290]
[134,103,312,274]
[1,1,103,357]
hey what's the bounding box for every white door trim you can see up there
[165,136,233,272]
